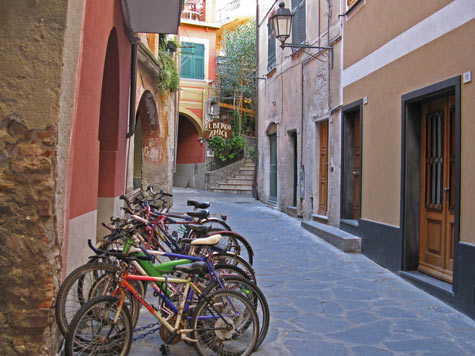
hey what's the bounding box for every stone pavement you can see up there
[130,187,475,356]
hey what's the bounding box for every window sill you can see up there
[266,66,276,77]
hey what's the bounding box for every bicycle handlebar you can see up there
[87,239,153,261]
[147,185,173,197]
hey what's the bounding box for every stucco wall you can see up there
[256,0,342,222]
[343,0,453,68]
[343,20,475,240]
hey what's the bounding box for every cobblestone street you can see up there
[130,188,475,356]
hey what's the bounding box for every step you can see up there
[239,167,255,172]
[301,220,361,253]
[208,186,253,195]
[234,174,254,179]
[215,182,253,190]
[227,178,253,185]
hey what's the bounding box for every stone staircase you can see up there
[208,160,254,195]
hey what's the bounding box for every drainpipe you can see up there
[254,0,260,200]
[126,35,140,138]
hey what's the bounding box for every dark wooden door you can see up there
[269,134,277,203]
[352,114,361,219]
[419,96,455,283]
[318,121,329,215]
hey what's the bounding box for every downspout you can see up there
[327,0,332,112]
[126,35,140,138]
[254,0,260,200]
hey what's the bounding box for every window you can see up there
[267,22,276,71]
[291,0,306,45]
[180,42,205,79]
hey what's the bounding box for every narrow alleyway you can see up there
[131,188,475,356]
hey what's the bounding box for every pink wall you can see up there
[67,0,130,219]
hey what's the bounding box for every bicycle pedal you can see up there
[159,344,170,356]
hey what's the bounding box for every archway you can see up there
[174,113,205,188]
[132,90,165,191]
[96,28,121,237]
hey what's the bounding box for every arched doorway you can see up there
[174,113,205,188]
[132,90,165,191]
[96,28,121,237]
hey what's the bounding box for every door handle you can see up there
[443,187,450,193]
[352,171,360,175]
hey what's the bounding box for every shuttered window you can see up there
[291,0,306,45]
[267,22,276,71]
[180,42,205,80]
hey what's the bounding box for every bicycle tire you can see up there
[55,262,142,336]
[202,276,270,349]
[202,217,232,231]
[65,295,132,356]
[207,231,254,266]
[192,289,258,356]
[213,263,256,283]
[208,253,256,282]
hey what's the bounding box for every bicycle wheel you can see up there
[209,253,256,282]
[192,289,258,356]
[55,262,143,335]
[65,295,132,356]
[203,276,270,349]
[213,263,257,283]
[202,217,232,231]
[207,231,254,266]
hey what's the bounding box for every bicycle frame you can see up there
[112,272,198,340]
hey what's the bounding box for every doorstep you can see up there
[301,220,361,253]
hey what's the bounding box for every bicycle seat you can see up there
[186,209,209,219]
[173,261,208,276]
[187,200,210,209]
[187,224,212,233]
[190,234,222,246]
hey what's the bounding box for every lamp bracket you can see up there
[280,43,333,67]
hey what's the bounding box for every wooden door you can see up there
[352,114,361,219]
[419,96,455,283]
[318,121,329,215]
[269,134,277,202]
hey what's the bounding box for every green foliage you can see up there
[208,135,246,162]
[157,45,179,95]
[217,19,256,107]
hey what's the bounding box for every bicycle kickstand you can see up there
[159,344,170,356]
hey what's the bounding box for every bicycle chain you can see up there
[132,321,161,341]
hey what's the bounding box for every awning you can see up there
[121,0,183,34]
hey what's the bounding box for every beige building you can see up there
[256,0,343,223]
[340,0,474,317]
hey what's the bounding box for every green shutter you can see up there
[180,42,205,79]
[193,43,205,79]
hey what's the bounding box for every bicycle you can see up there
[64,248,259,356]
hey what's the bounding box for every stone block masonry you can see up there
[0,116,61,356]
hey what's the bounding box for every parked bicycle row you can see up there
[55,186,269,356]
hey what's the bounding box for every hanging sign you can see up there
[203,120,232,140]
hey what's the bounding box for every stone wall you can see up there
[205,158,248,189]
[0,1,70,354]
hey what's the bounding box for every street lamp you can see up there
[270,2,333,59]
[270,2,292,46]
